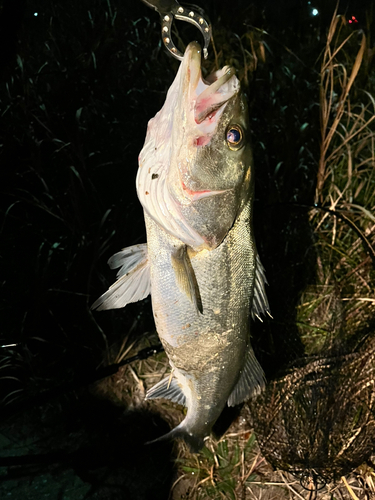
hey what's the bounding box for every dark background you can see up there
[0,0,373,498]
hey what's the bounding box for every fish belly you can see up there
[144,200,256,436]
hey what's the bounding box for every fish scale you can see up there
[145,202,253,353]
[143,199,260,450]
[92,42,271,451]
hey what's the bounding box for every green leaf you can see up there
[244,433,256,453]
[232,443,240,466]
[201,446,215,461]
[17,54,23,72]
[181,466,200,474]
[218,479,236,500]
[274,161,283,175]
[218,440,229,460]
[76,107,83,122]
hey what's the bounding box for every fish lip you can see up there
[181,42,239,125]
[181,179,229,201]
[181,41,203,98]
[175,43,239,200]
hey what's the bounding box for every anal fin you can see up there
[227,347,265,407]
[146,376,187,407]
[171,245,203,314]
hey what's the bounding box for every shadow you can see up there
[212,404,244,439]
[0,393,175,500]
[252,203,317,378]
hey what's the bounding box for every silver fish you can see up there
[92,42,270,451]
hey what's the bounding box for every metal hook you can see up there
[140,0,211,60]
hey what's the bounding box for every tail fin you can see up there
[145,422,205,453]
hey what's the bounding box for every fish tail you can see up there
[145,422,205,453]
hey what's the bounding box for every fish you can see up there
[92,41,270,452]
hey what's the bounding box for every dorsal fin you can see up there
[171,246,203,314]
[227,347,265,407]
[91,243,150,311]
[251,254,272,321]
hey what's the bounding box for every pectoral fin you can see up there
[251,254,272,321]
[171,246,203,314]
[146,376,187,407]
[91,243,150,311]
[227,347,265,407]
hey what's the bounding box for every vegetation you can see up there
[0,0,374,499]
[306,9,375,353]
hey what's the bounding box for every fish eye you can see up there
[226,125,244,150]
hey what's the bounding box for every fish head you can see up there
[137,42,253,250]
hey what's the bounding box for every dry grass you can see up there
[299,9,375,355]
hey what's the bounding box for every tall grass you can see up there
[299,10,375,355]
[245,9,375,500]
[0,0,168,407]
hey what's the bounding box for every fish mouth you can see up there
[181,41,239,134]
[137,43,241,249]
[175,42,239,201]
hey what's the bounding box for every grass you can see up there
[1,1,375,499]
[300,8,375,354]
[172,434,265,500]
[246,8,375,500]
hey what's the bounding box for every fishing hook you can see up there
[140,0,211,60]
